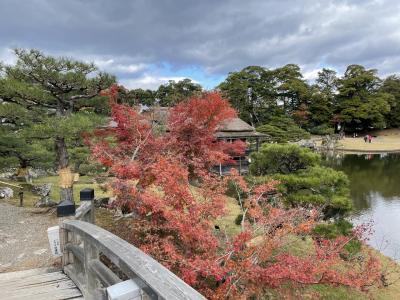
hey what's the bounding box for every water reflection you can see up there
[328,153,400,212]
[326,153,400,259]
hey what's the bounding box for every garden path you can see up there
[0,202,59,273]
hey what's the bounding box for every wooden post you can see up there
[19,191,24,207]
[90,198,95,224]
[59,227,70,267]
[83,240,101,300]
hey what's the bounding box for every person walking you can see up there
[368,135,372,143]
[364,135,368,143]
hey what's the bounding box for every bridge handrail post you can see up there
[83,237,104,300]
[61,220,207,300]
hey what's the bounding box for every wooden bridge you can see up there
[1,201,206,300]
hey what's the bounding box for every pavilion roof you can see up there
[106,107,269,139]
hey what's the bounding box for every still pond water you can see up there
[330,153,400,260]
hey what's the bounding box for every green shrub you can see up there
[309,124,335,135]
[250,144,351,216]
[257,124,288,143]
[235,214,244,226]
[275,166,352,214]
[250,144,321,175]
[313,220,362,259]
[257,116,310,143]
[343,240,362,257]
[312,219,354,239]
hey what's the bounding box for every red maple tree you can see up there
[216,172,382,298]
[88,87,383,299]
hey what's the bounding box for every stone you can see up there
[0,187,14,199]
[0,170,15,179]
[94,197,110,208]
[294,139,316,149]
[35,198,57,207]
[320,134,339,150]
[33,183,57,207]
[32,183,52,197]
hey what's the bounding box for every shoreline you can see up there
[314,128,400,154]
[334,147,400,154]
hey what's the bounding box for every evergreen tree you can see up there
[155,78,202,106]
[250,144,351,216]
[308,68,337,134]
[0,89,53,176]
[256,116,310,143]
[218,66,278,126]
[273,64,310,116]
[380,75,400,127]
[116,86,156,107]
[0,49,115,202]
[335,65,391,132]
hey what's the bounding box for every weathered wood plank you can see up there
[62,220,207,300]
[89,259,122,286]
[0,268,83,300]
[66,243,85,263]
[75,201,92,220]
[0,267,59,281]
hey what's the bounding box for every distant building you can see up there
[214,117,268,175]
[108,106,268,175]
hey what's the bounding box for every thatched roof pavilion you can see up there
[140,107,268,141]
[106,107,268,175]
[215,118,268,140]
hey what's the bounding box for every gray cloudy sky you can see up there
[1,0,399,89]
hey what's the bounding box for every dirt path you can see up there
[0,202,59,273]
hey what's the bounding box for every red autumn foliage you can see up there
[217,172,382,298]
[88,87,383,299]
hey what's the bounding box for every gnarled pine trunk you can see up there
[55,136,74,203]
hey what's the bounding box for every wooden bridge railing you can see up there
[60,201,206,300]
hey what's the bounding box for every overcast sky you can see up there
[1,0,399,89]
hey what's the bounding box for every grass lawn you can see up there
[34,175,111,204]
[314,128,400,152]
[215,195,242,236]
[0,175,111,207]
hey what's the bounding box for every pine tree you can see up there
[0,94,53,178]
[0,49,115,201]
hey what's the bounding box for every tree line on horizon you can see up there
[1,48,400,197]
[119,63,400,140]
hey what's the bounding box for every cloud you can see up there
[1,0,400,87]
[0,48,16,65]
[92,58,146,74]
[303,68,322,81]
[120,75,190,90]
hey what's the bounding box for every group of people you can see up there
[352,132,373,143]
[364,134,373,143]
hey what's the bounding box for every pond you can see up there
[329,153,400,260]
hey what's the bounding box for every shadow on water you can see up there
[325,152,400,260]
